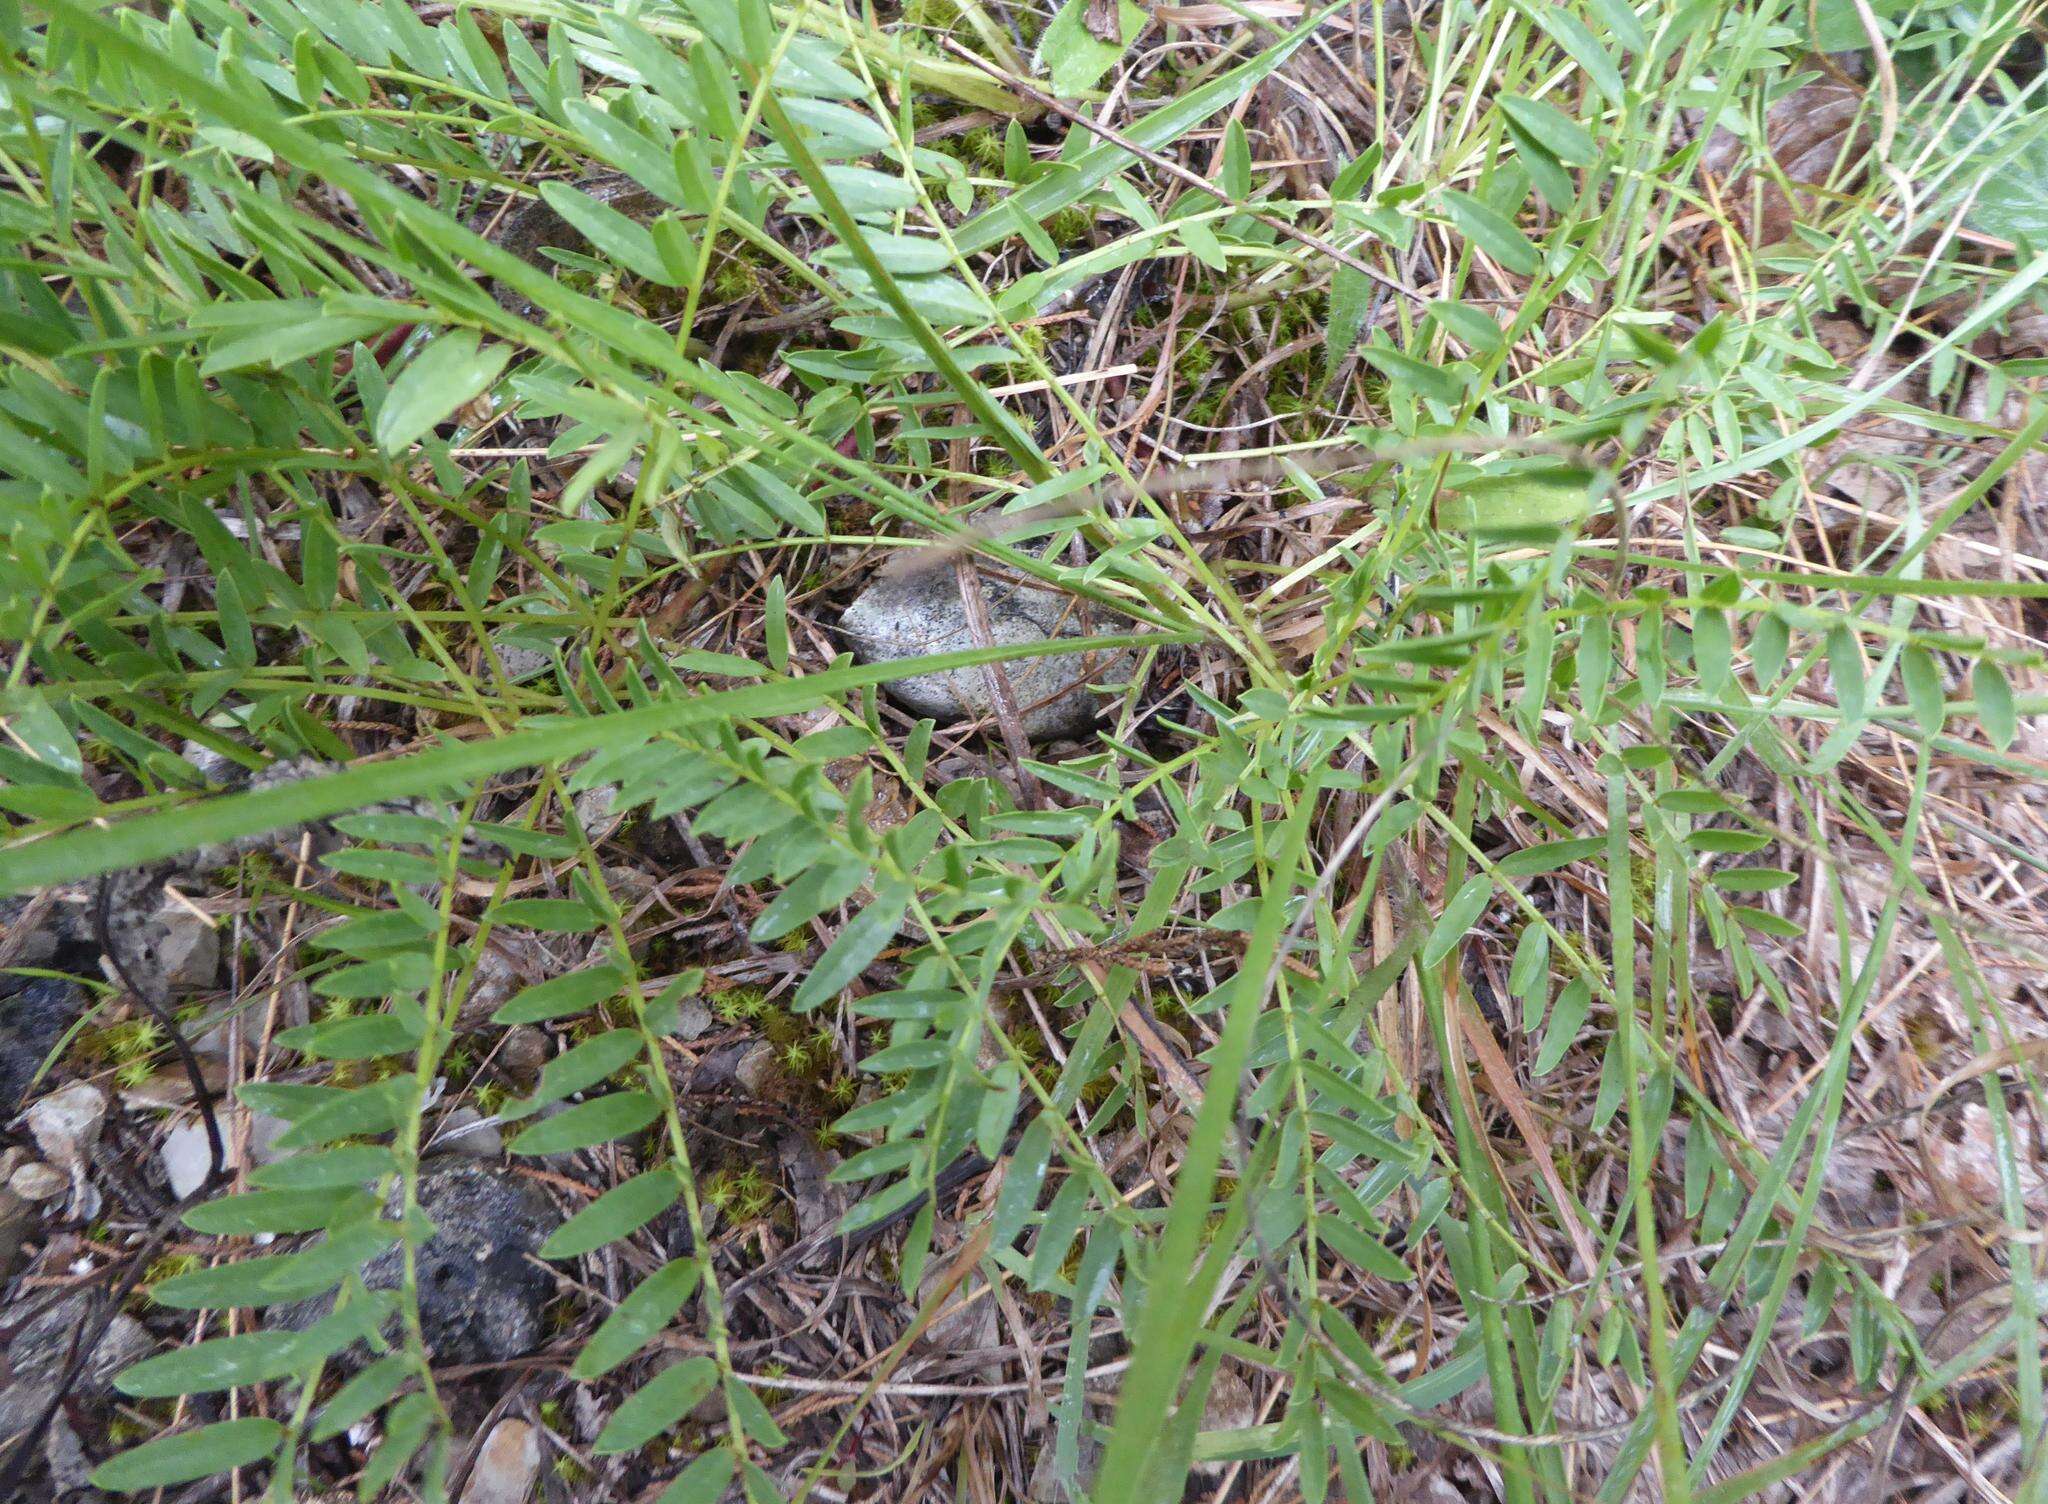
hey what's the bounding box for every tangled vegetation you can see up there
[2,0,2047,1499]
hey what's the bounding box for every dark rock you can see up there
[0,1187,35,1285]
[94,871,218,1002]
[0,893,99,974]
[282,1164,558,1367]
[0,1293,152,1442]
[0,978,87,1114]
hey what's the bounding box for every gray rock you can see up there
[116,894,219,998]
[733,1041,778,1098]
[10,1162,66,1202]
[177,739,242,785]
[778,1132,843,1239]
[1027,1435,1102,1503]
[573,781,623,843]
[158,1121,212,1200]
[26,1083,106,1171]
[672,998,713,1043]
[431,1107,504,1159]
[839,571,1130,742]
[280,1164,558,1367]
[0,1186,35,1284]
[0,978,86,1113]
[0,1293,152,1441]
[161,1108,293,1196]
[43,1409,97,1498]
[489,643,554,684]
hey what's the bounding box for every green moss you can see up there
[703,1160,778,1224]
[106,1416,147,1447]
[963,126,1002,170]
[85,1016,163,1066]
[715,986,768,1024]
[902,0,963,29]
[1179,388,1226,429]
[709,256,762,305]
[759,1005,803,1050]
[1047,205,1093,248]
[1173,337,1216,384]
[1961,1391,2018,1440]
[145,1251,201,1286]
[1009,319,1050,363]
[1271,290,1329,344]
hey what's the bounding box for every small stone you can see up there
[1174,1366,1260,1476]
[839,570,1130,742]
[574,781,622,843]
[246,1110,292,1164]
[733,1041,778,1098]
[177,739,241,785]
[44,1409,94,1495]
[1200,1365,1256,1434]
[0,978,87,1112]
[432,1107,504,1159]
[279,1163,558,1366]
[459,935,550,1032]
[159,1122,213,1200]
[140,897,221,992]
[1027,1435,1102,1503]
[490,642,554,683]
[10,1162,66,1201]
[600,864,654,906]
[671,998,713,1042]
[27,1083,108,1171]
[498,1027,548,1088]
[459,1418,542,1504]
[779,1132,844,1239]
[160,1107,291,1197]
[569,1385,605,1444]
